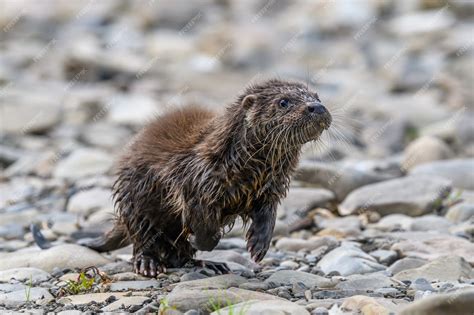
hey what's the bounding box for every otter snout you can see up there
[307,102,332,130]
[307,102,327,115]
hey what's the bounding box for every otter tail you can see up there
[31,223,130,253]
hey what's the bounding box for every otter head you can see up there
[239,79,332,145]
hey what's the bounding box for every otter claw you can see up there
[133,254,163,277]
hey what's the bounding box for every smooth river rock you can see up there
[211,299,310,315]
[409,159,474,190]
[339,175,452,216]
[317,243,385,276]
[294,161,393,200]
[0,244,110,272]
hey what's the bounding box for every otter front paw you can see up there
[133,253,165,277]
[246,227,272,262]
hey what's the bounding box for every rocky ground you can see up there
[1,0,473,314]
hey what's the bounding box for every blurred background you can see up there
[1,0,473,254]
[0,1,473,313]
[0,0,474,242]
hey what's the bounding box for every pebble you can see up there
[109,279,160,291]
[0,287,54,307]
[68,187,113,216]
[101,296,150,312]
[410,159,474,190]
[168,287,281,313]
[445,203,474,223]
[264,270,337,289]
[317,243,385,276]
[369,249,398,265]
[53,148,113,179]
[0,268,51,285]
[0,244,110,272]
[294,161,393,200]
[275,237,338,252]
[394,255,474,282]
[210,299,310,315]
[399,288,474,315]
[401,136,453,170]
[339,175,452,216]
[388,258,427,275]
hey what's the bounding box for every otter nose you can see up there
[307,102,327,115]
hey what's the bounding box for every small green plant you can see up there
[62,266,108,296]
[65,272,95,295]
[208,293,249,315]
[24,275,32,302]
[158,297,177,314]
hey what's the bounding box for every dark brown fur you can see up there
[84,79,331,276]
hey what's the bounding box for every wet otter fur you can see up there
[81,79,332,276]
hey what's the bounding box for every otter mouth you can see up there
[295,113,332,144]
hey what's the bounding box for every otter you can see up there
[44,79,331,277]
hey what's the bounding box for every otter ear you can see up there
[242,95,256,110]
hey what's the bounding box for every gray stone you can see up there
[399,288,474,315]
[318,216,362,232]
[363,118,409,156]
[294,161,393,200]
[339,175,452,216]
[167,287,282,313]
[264,270,337,288]
[409,215,452,232]
[0,283,25,293]
[312,307,329,315]
[180,272,208,282]
[369,249,398,265]
[394,256,474,282]
[0,224,24,240]
[53,148,113,179]
[342,295,402,314]
[280,187,335,214]
[216,238,246,250]
[336,273,393,291]
[109,279,160,291]
[111,272,149,281]
[389,9,455,37]
[0,287,54,307]
[238,281,269,291]
[80,123,130,149]
[275,237,338,252]
[172,274,247,292]
[410,159,474,190]
[68,187,113,216]
[409,278,435,292]
[0,244,110,272]
[0,93,61,134]
[210,299,310,315]
[391,235,474,264]
[280,260,299,269]
[388,258,427,275]
[58,292,129,305]
[57,311,85,315]
[0,268,51,284]
[445,202,474,223]
[317,243,386,276]
[101,296,150,312]
[196,250,259,271]
[107,94,160,125]
[401,136,453,171]
[371,214,414,231]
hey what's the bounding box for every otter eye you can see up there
[279,99,289,108]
